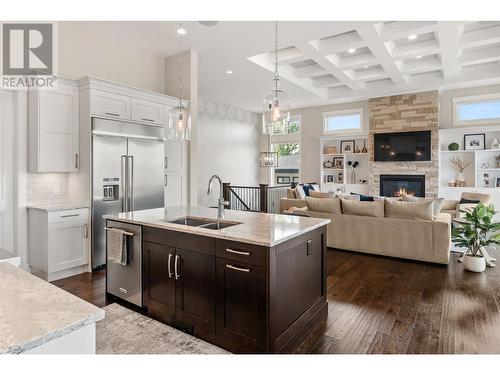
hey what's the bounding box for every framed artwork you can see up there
[464,133,485,150]
[277,176,291,184]
[326,175,334,183]
[496,177,500,188]
[340,140,355,154]
[292,176,299,182]
[338,172,343,183]
[333,157,344,169]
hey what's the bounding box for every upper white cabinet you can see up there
[131,98,165,126]
[28,80,79,172]
[90,89,131,120]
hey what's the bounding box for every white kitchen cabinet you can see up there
[28,207,90,281]
[28,80,79,172]
[165,172,185,207]
[131,98,165,126]
[90,89,131,120]
[165,140,185,171]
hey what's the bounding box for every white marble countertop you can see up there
[0,263,105,354]
[105,206,330,247]
[27,203,89,212]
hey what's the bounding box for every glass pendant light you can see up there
[262,21,291,135]
[168,25,191,141]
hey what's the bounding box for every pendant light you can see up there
[259,129,279,167]
[168,25,191,141]
[262,21,290,135]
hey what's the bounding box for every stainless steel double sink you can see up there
[163,216,241,230]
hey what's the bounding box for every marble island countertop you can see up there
[105,206,330,247]
[0,263,105,354]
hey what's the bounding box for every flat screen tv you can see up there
[374,130,431,162]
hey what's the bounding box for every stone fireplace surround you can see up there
[368,91,439,198]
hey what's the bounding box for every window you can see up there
[272,117,300,135]
[453,94,500,126]
[272,143,300,185]
[324,109,363,134]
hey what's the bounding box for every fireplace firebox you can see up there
[379,174,425,197]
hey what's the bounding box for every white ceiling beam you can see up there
[379,21,438,41]
[460,45,500,67]
[390,39,441,60]
[460,25,500,49]
[356,24,408,86]
[399,59,442,75]
[437,22,463,78]
[295,41,365,91]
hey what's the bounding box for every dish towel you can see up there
[108,228,128,266]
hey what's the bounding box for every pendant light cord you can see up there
[178,24,183,109]
[274,20,279,94]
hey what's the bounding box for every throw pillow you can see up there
[401,194,445,217]
[385,200,434,221]
[310,183,320,191]
[295,185,306,199]
[286,188,298,199]
[303,184,315,196]
[459,198,481,205]
[305,196,342,214]
[350,192,375,201]
[336,192,360,201]
[341,199,385,217]
[310,191,335,198]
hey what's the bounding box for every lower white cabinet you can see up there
[28,207,90,281]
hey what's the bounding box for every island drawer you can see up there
[143,226,215,255]
[215,239,267,266]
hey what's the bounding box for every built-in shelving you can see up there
[320,135,370,194]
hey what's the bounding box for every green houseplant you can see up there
[451,203,500,272]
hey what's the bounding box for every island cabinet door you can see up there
[215,258,267,352]
[143,242,176,323]
[174,248,215,334]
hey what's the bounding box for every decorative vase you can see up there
[456,172,466,187]
[491,138,500,150]
[463,254,486,273]
[361,140,368,153]
[354,146,361,153]
[350,170,356,184]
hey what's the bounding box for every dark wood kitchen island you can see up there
[105,206,329,353]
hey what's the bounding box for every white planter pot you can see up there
[463,254,486,272]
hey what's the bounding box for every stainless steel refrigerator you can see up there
[92,118,165,269]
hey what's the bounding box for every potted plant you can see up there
[451,203,500,272]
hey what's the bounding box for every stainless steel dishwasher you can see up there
[105,220,142,307]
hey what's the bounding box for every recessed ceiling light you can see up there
[408,34,417,40]
[416,55,422,59]
[177,27,187,35]
[348,48,356,54]
[363,65,369,69]
[226,70,233,75]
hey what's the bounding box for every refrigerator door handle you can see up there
[128,155,134,212]
[121,155,128,212]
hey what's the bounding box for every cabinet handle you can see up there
[75,153,79,169]
[226,248,250,256]
[142,118,155,122]
[84,224,88,238]
[61,213,80,218]
[164,157,168,169]
[174,255,180,280]
[167,253,173,278]
[105,112,120,117]
[226,264,250,273]
[164,175,168,187]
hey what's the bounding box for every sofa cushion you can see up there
[341,199,385,217]
[461,192,491,204]
[386,199,434,221]
[401,194,445,217]
[310,191,335,198]
[305,196,342,214]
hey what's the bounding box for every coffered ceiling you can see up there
[248,21,500,104]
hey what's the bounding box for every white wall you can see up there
[197,99,260,207]
[58,22,165,93]
[289,100,369,184]
[440,84,500,129]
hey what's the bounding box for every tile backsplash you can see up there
[27,173,70,206]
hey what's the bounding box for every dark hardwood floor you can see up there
[51,248,500,354]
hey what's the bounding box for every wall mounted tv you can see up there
[374,130,431,162]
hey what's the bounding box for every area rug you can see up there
[96,303,228,354]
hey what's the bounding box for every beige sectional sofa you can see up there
[282,193,451,265]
